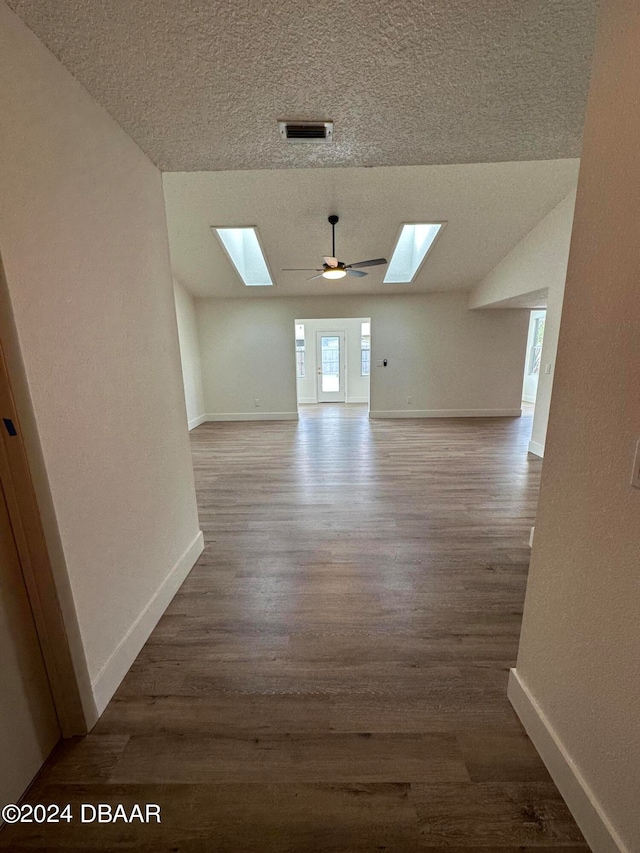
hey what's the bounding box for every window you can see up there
[528,315,545,375]
[384,223,443,283]
[295,323,305,378]
[361,321,371,376]
[212,227,273,286]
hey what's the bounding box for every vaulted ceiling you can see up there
[8,0,599,172]
[164,161,580,297]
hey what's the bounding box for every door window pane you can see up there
[321,336,340,393]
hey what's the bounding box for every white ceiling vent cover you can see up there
[278,120,333,143]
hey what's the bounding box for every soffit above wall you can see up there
[8,0,598,171]
[163,161,579,298]
[474,289,550,310]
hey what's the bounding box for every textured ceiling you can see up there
[8,0,599,171]
[163,161,580,298]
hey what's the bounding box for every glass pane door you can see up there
[316,331,345,403]
[321,336,340,393]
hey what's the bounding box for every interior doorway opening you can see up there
[294,317,371,410]
[522,309,546,409]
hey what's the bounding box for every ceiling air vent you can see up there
[278,120,333,143]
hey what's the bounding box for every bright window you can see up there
[361,321,371,376]
[213,227,273,286]
[384,223,442,283]
[295,323,305,378]
[528,316,545,375]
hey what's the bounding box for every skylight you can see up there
[383,223,443,283]
[213,227,273,286]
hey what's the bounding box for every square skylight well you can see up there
[212,227,273,286]
[383,223,444,283]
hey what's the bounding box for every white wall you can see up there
[469,192,577,456]
[174,279,206,428]
[296,317,370,404]
[510,1,640,850]
[196,293,528,419]
[0,3,202,718]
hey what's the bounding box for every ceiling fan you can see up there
[282,215,387,280]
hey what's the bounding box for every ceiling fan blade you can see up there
[323,256,338,268]
[282,268,321,271]
[346,269,368,277]
[346,258,388,269]
[307,273,325,280]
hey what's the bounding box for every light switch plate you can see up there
[632,439,640,489]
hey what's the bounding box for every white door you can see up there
[316,331,346,403]
[0,478,59,811]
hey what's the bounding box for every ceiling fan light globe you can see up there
[322,268,347,279]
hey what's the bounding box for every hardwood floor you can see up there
[1,404,589,851]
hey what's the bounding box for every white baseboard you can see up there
[297,398,316,405]
[346,397,369,404]
[91,530,204,716]
[522,394,536,404]
[369,408,522,419]
[528,439,545,457]
[508,669,628,853]
[188,414,206,430]
[205,412,298,422]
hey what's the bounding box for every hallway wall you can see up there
[469,192,577,456]
[0,3,202,719]
[174,278,206,429]
[196,292,528,419]
[512,1,640,848]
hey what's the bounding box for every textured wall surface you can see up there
[174,279,206,428]
[7,0,598,171]
[196,293,528,417]
[515,0,640,847]
[163,161,580,298]
[0,4,201,696]
[469,193,577,455]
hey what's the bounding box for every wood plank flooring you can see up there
[0,404,589,851]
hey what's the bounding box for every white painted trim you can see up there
[346,396,369,404]
[188,414,206,430]
[522,394,536,404]
[508,669,628,853]
[528,439,545,457]
[297,397,316,405]
[205,412,299,422]
[91,530,204,716]
[369,408,522,419]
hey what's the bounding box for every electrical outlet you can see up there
[631,439,640,489]
[254,398,260,407]
[407,396,412,404]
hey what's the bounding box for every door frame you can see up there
[315,330,346,403]
[0,258,90,736]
